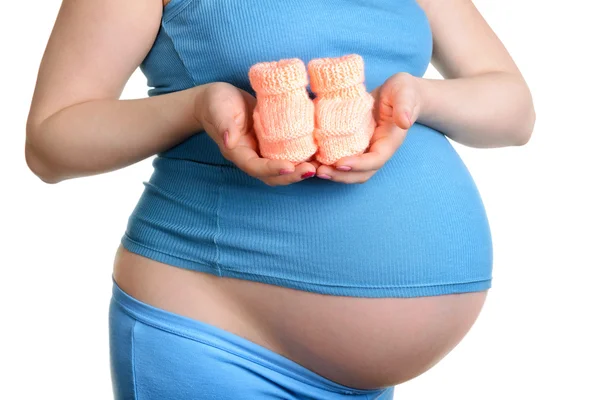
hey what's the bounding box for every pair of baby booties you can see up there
[248,54,375,166]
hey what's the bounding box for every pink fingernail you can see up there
[279,169,293,175]
[317,174,331,180]
[405,111,412,125]
[336,166,352,171]
[301,172,315,179]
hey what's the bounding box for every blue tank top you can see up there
[122,0,493,297]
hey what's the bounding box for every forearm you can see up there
[417,72,535,148]
[26,85,206,183]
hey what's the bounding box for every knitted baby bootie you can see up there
[308,54,375,165]
[248,58,317,164]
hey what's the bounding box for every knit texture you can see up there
[308,54,376,165]
[248,59,317,164]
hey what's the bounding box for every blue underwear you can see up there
[109,280,395,399]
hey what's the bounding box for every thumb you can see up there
[225,111,247,150]
[206,102,243,151]
[388,86,414,130]
[221,93,252,150]
[217,118,240,151]
[392,105,413,131]
[379,77,415,130]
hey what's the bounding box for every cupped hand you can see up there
[196,82,318,186]
[315,72,422,183]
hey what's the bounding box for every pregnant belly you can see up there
[114,248,487,389]
[120,123,492,387]
[130,123,493,295]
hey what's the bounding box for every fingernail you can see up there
[336,166,352,172]
[317,174,331,180]
[301,172,315,179]
[279,169,294,175]
[405,111,412,125]
[223,130,230,148]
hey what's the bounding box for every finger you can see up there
[316,163,338,179]
[228,145,295,178]
[315,165,375,184]
[295,161,317,180]
[266,161,317,186]
[307,160,322,171]
[332,124,406,172]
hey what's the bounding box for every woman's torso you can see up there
[115,0,491,388]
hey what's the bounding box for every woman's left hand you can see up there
[315,72,422,184]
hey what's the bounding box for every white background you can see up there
[1,1,599,399]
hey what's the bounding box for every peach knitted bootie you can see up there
[308,54,375,165]
[248,59,317,164]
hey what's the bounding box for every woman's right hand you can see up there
[196,82,318,186]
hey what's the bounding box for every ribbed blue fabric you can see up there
[124,0,493,298]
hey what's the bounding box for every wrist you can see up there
[413,76,435,122]
[190,83,211,132]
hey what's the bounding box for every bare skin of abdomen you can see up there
[113,245,487,389]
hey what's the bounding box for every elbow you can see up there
[512,105,536,146]
[511,84,536,146]
[25,131,64,184]
[25,143,62,184]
